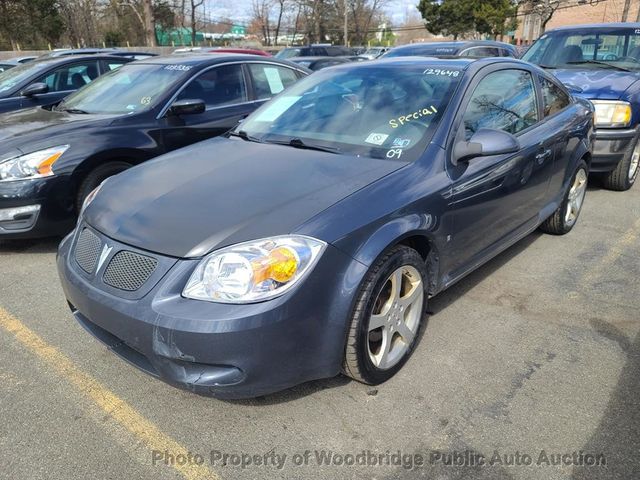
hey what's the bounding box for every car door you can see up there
[19,59,101,109]
[159,63,255,151]
[537,75,576,197]
[445,67,553,278]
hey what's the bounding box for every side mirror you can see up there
[21,82,49,97]
[452,128,520,165]
[168,98,205,116]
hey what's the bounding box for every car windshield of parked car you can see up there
[0,61,49,94]
[522,28,640,71]
[55,63,190,114]
[383,45,459,58]
[237,64,461,162]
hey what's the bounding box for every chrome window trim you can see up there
[157,60,306,119]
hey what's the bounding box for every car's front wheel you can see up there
[539,160,589,235]
[343,245,428,385]
[603,136,639,191]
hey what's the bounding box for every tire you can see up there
[75,161,131,213]
[539,160,589,235]
[603,136,639,191]
[343,245,428,385]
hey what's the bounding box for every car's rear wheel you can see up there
[603,137,639,191]
[343,245,428,385]
[539,160,588,235]
[75,161,131,213]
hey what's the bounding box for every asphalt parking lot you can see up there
[0,179,638,480]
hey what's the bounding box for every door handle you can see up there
[535,149,552,163]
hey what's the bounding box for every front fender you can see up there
[345,214,437,267]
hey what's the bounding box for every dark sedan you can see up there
[58,57,594,399]
[383,41,518,59]
[0,55,132,114]
[0,54,308,238]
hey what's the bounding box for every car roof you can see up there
[17,54,133,68]
[548,22,640,31]
[290,56,351,61]
[340,56,538,74]
[391,40,514,51]
[134,53,300,67]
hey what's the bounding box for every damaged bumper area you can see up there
[56,224,365,399]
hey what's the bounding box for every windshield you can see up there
[56,63,191,114]
[0,61,49,94]
[383,45,458,58]
[237,64,461,162]
[523,28,640,71]
[275,48,301,59]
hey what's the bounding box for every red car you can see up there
[205,48,271,57]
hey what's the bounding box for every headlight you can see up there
[0,145,69,182]
[591,100,632,128]
[183,235,326,304]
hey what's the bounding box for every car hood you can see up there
[552,69,640,100]
[0,107,115,146]
[85,137,405,258]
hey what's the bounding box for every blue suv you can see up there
[523,23,640,191]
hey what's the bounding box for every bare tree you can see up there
[119,0,156,46]
[190,0,204,44]
[521,0,559,33]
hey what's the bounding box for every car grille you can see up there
[102,250,158,291]
[75,228,102,274]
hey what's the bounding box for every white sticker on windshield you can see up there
[264,67,285,94]
[254,96,300,122]
[164,64,192,71]
[365,133,389,145]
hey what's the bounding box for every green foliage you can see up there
[418,0,517,39]
[104,30,124,47]
[0,0,64,49]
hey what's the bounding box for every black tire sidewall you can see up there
[352,247,428,384]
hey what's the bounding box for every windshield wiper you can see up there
[567,60,631,72]
[227,130,262,143]
[538,64,557,69]
[269,137,341,154]
[57,107,90,114]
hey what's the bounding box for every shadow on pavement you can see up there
[0,236,61,254]
[571,320,639,479]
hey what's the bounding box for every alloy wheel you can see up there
[629,141,640,182]
[367,265,424,370]
[564,168,588,227]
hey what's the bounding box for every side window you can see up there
[463,69,539,139]
[540,77,570,116]
[460,47,500,58]
[101,60,128,72]
[177,64,247,108]
[500,48,515,57]
[36,61,99,92]
[248,64,298,100]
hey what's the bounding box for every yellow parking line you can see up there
[579,217,640,288]
[0,307,220,480]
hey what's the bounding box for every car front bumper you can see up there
[0,175,76,238]
[57,225,368,399]
[591,126,640,173]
